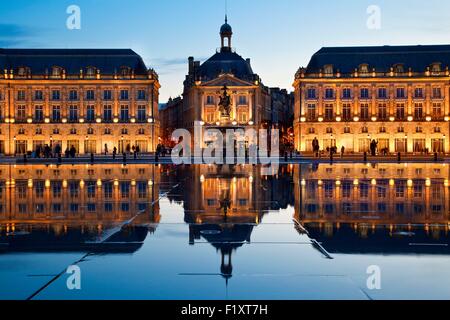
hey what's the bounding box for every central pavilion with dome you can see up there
[178,16,272,149]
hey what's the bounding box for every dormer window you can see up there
[17,66,29,78]
[120,66,131,78]
[324,65,333,76]
[359,64,369,74]
[86,67,96,78]
[394,64,405,74]
[51,66,63,78]
[431,63,441,75]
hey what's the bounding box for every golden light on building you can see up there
[0,49,161,155]
[294,45,450,154]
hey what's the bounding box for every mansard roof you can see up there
[305,44,450,74]
[0,48,150,75]
[197,50,255,81]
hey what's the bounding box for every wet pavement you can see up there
[0,163,449,300]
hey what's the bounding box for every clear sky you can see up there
[1,0,450,101]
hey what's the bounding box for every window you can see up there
[326,127,333,134]
[434,127,441,133]
[137,128,145,135]
[396,88,406,99]
[397,127,405,133]
[18,128,26,135]
[206,96,215,105]
[342,88,352,99]
[86,67,96,78]
[414,103,423,120]
[342,103,351,121]
[238,112,247,123]
[70,128,77,135]
[324,104,333,121]
[414,88,423,99]
[104,128,111,135]
[379,126,386,133]
[378,88,387,99]
[103,105,112,121]
[359,64,369,74]
[52,90,60,100]
[120,90,129,100]
[431,63,441,74]
[416,126,423,133]
[69,90,78,101]
[433,103,442,118]
[34,105,43,122]
[360,104,369,120]
[16,105,26,121]
[17,90,26,101]
[307,88,316,99]
[51,67,62,78]
[137,90,146,100]
[103,90,112,100]
[238,95,247,105]
[308,127,315,134]
[53,128,60,134]
[121,128,128,135]
[432,87,442,99]
[325,88,334,99]
[86,90,95,100]
[324,65,333,75]
[394,64,405,73]
[378,103,387,120]
[69,105,78,122]
[137,105,146,122]
[307,104,316,120]
[34,90,43,100]
[361,126,369,133]
[35,128,42,135]
[87,127,94,135]
[396,103,405,120]
[360,88,370,99]
[86,105,95,122]
[120,105,129,121]
[52,106,61,122]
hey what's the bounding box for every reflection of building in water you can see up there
[294,163,450,251]
[166,164,293,280]
[0,164,160,252]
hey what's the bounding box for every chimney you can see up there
[246,58,251,66]
[188,57,194,75]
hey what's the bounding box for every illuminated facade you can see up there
[0,49,160,155]
[0,164,160,227]
[294,163,449,237]
[179,17,271,148]
[294,45,450,154]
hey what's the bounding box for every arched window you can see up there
[51,66,63,78]
[359,64,369,74]
[431,63,441,74]
[323,65,333,75]
[17,66,29,78]
[85,67,96,78]
[120,66,131,78]
[394,64,405,74]
[87,128,94,135]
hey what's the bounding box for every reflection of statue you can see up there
[218,85,231,117]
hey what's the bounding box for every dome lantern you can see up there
[220,15,233,51]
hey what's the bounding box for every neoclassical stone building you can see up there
[0,49,160,155]
[294,45,450,154]
[180,17,272,149]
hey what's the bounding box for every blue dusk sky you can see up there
[1,0,450,100]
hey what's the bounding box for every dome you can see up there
[220,16,233,35]
[220,22,232,35]
[197,50,254,80]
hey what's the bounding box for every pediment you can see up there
[201,74,255,87]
